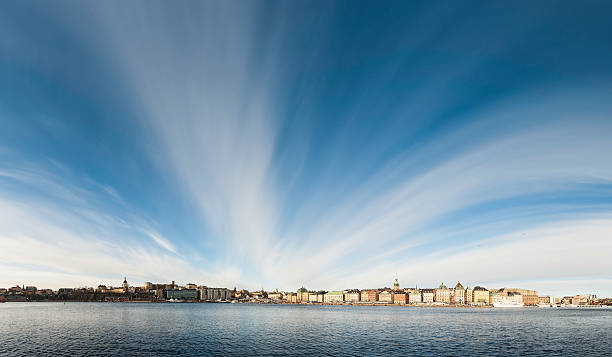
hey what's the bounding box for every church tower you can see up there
[393,276,400,291]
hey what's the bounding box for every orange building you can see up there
[360,289,378,302]
[393,291,408,304]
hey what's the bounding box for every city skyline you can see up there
[1,1,612,296]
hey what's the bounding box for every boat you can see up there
[493,299,524,308]
[537,304,552,308]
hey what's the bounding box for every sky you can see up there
[1,1,611,297]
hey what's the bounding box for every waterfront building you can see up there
[408,291,422,304]
[572,294,597,305]
[166,289,198,300]
[473,286,489,305]
[434,283,452,304]
[421,289,434,303]
[286,293,297,303]
[199,287,231,301]
[507,292,523,305]
[453,282,465,304]
[344,289,360,302]
[268,291,282,300]
[379,290,393,303]
[538,295,554,305]
[360,289,378,302]
[393,291,407,304]
[490,292,502,305]
[297,287,309,302]
[251,290,266,300]
[308,293,319,303]
[316,291,326,303]
[465,287,473,304]
[324,291,344,304]
[505,288,538,306]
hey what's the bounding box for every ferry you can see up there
[493,301,524,308]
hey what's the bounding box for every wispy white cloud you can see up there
[144,231,178,255]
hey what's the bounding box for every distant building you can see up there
[308,293,319,303]
[489,292,502,305]
[324,291,344,304]
[473,286,489,305]
[465,287,473,304]
[393,291,407,304]
[507,292,523,305]
[504,288,538,306]
[379,290,393,303]
[421,289,434,303]
[434,283,452,304]
[199,287,230,301]
[538,296,554,305]
[408,291,422,304]
[122,277,129,292]
[453,282,465,304]
[360,289,378,302]
[268,291,282,300]
[316,291,326,303]
[166,289,198,300]
[344,290,360,302]
[572,294,597,305]
[297,287,309,302]
[393,277,401,291]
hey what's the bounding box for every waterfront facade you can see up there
[453,282,465,304]
[297,287,309,302]
[434,283,452,304]
[361,289,378,302]
[166,289,198,300]
[393,291,407,304]
[344,290,360,302]
[421,289,434,303]
[3,276,599,308]
[408,291,421,304]
[199,287,231,301]
[473,287,489,305]
[324,291,344,303]
[379,290,393,303]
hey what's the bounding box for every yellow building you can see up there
[379,290,393,303]
[434,283,452,304]
[324,291,344,304]
[473,286,489,305]
[297,287,310,302]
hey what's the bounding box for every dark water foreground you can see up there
[1,302,611,356]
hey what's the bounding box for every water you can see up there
[1,303,611,356]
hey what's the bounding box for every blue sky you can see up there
[1,1,612,296]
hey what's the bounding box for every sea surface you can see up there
[1,302,611,356]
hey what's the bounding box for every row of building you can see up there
[257,279,601,307]
[0,278,232,303]
[0,277,604,306]
[274,280,549,306]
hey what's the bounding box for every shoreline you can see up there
[2,300,609,308]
